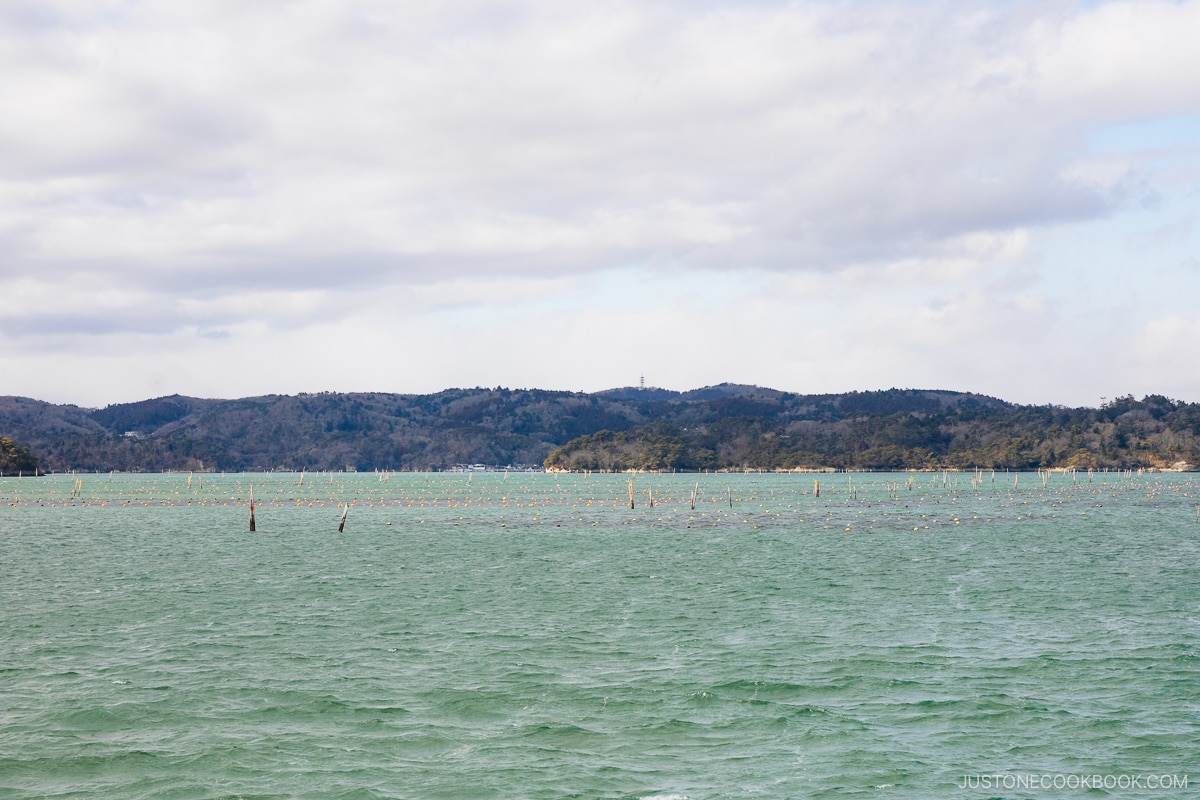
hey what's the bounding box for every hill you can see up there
[0,387,1196,473]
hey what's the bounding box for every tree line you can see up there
[1,388,1197,473]
[545,393,1200,471]
[0,437,38,475]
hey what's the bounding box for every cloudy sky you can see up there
[2,0,1199,408]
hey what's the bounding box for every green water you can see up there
[2,471,1197,798]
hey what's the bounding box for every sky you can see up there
[2,0,1199,409]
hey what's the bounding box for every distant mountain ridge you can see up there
[0,386,1195,473]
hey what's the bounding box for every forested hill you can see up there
[0,436,38,476]
[0,386,1196,473]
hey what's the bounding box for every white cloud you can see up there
[1,0,1200,405]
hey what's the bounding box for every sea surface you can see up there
[2,470,1197,799]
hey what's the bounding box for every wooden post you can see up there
[339,503,349,533]
[249,484,256,532]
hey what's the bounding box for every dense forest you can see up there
[0,436,38,476]
[544,392,1199,472]
[0,386,1197,473]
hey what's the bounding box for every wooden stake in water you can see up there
[249,484,256,532]
[691,483,699,510]
[628,478,635,509]
[338,502,349,533]
[814,480,820,498]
